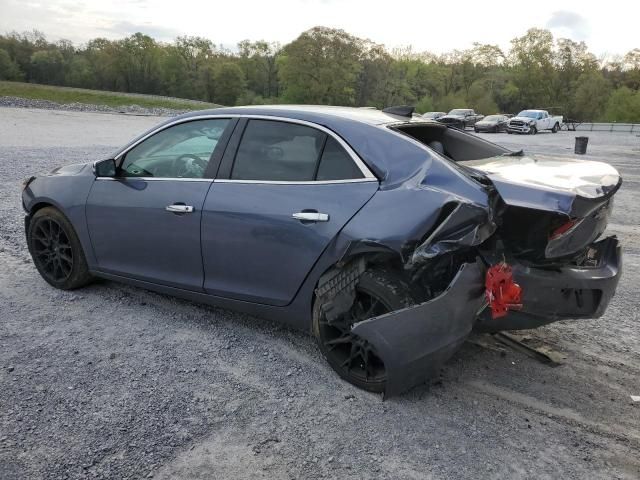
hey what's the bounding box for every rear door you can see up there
[86,117,234,291]
[201,118,378,306]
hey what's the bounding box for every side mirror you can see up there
[94,158,116,177]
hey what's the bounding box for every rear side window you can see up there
[316,137,363,181]
[231,120,325,181]
[231,119,365,182]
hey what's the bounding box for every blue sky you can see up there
[0,0,636,57]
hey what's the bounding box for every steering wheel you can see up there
[174,154,207,177]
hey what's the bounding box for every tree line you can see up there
[1,27,639,122]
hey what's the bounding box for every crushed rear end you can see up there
[334,123,622,396]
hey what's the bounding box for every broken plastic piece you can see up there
[485,263,522,319]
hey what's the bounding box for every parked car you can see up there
[22,106,621,396]
[473,114,509,133]
[436,108,484,130]
[422,111,446,120]
[507,109,563,134]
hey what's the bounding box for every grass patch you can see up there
[0,81,220,111]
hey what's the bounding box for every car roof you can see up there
[178,105,432,127]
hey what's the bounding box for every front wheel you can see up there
[28,207,92,290]
[530,125,537,135]
[313,269,416,392]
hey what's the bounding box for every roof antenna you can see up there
[382,105,415,117]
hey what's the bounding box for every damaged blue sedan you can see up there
[22,105,622,396]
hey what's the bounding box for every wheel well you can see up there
[25,202,55,229]
[311,252,406,320]
[30,202,56,216]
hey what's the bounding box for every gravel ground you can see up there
[0,108,639,480]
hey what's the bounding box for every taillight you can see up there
[550,219,578,240]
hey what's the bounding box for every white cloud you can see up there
[546,10,590,41]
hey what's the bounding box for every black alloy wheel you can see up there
[28,207,92,289]
[314,270,415,392]
[31,217,74,283]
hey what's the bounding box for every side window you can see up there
[121,119,229,179]
[231,120,325,181]
[316,137,364,181]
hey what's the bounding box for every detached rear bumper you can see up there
[351,261,485,397]
[475,236,622,332]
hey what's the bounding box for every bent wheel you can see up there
[313,269,415,392]
[28,207,92,290]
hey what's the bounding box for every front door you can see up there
[86,118,232,291]
[201,118,378,306]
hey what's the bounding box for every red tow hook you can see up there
[485,263,523,319]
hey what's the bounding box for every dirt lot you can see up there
[1,108,639,480]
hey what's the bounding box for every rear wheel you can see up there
[552,122,559,133]
[28,207,92,290]
[313,269,416,392]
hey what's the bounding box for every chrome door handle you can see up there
[292,212,329,222]
[166,204,194,213]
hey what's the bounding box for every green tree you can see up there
[30,49,65,84]
[573,72,610,121]
[0,48,23,80]
[278,27,363,105]
[605,87,640,122]
[238,40,280,98]
[622,48,640,90]
[415,95,434,113]
[508,28,555,109]
[212,62,245,105]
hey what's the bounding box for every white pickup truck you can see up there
[507,110,563,134]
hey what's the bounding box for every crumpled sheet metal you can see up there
[351,261,485,397]
[461,155,622,216]
[408,202,496,267]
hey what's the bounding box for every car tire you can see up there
[507,130,512,134]
[530,125,537,135]
[27,206,93,290]
[474,128,479,133]
[313,268,416,393]
[552,122,559,133]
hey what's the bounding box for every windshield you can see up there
[448,109,470,116]
[516,111,539,118]
[484,115,503,121]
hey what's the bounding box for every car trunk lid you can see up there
[460,155,621,217]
